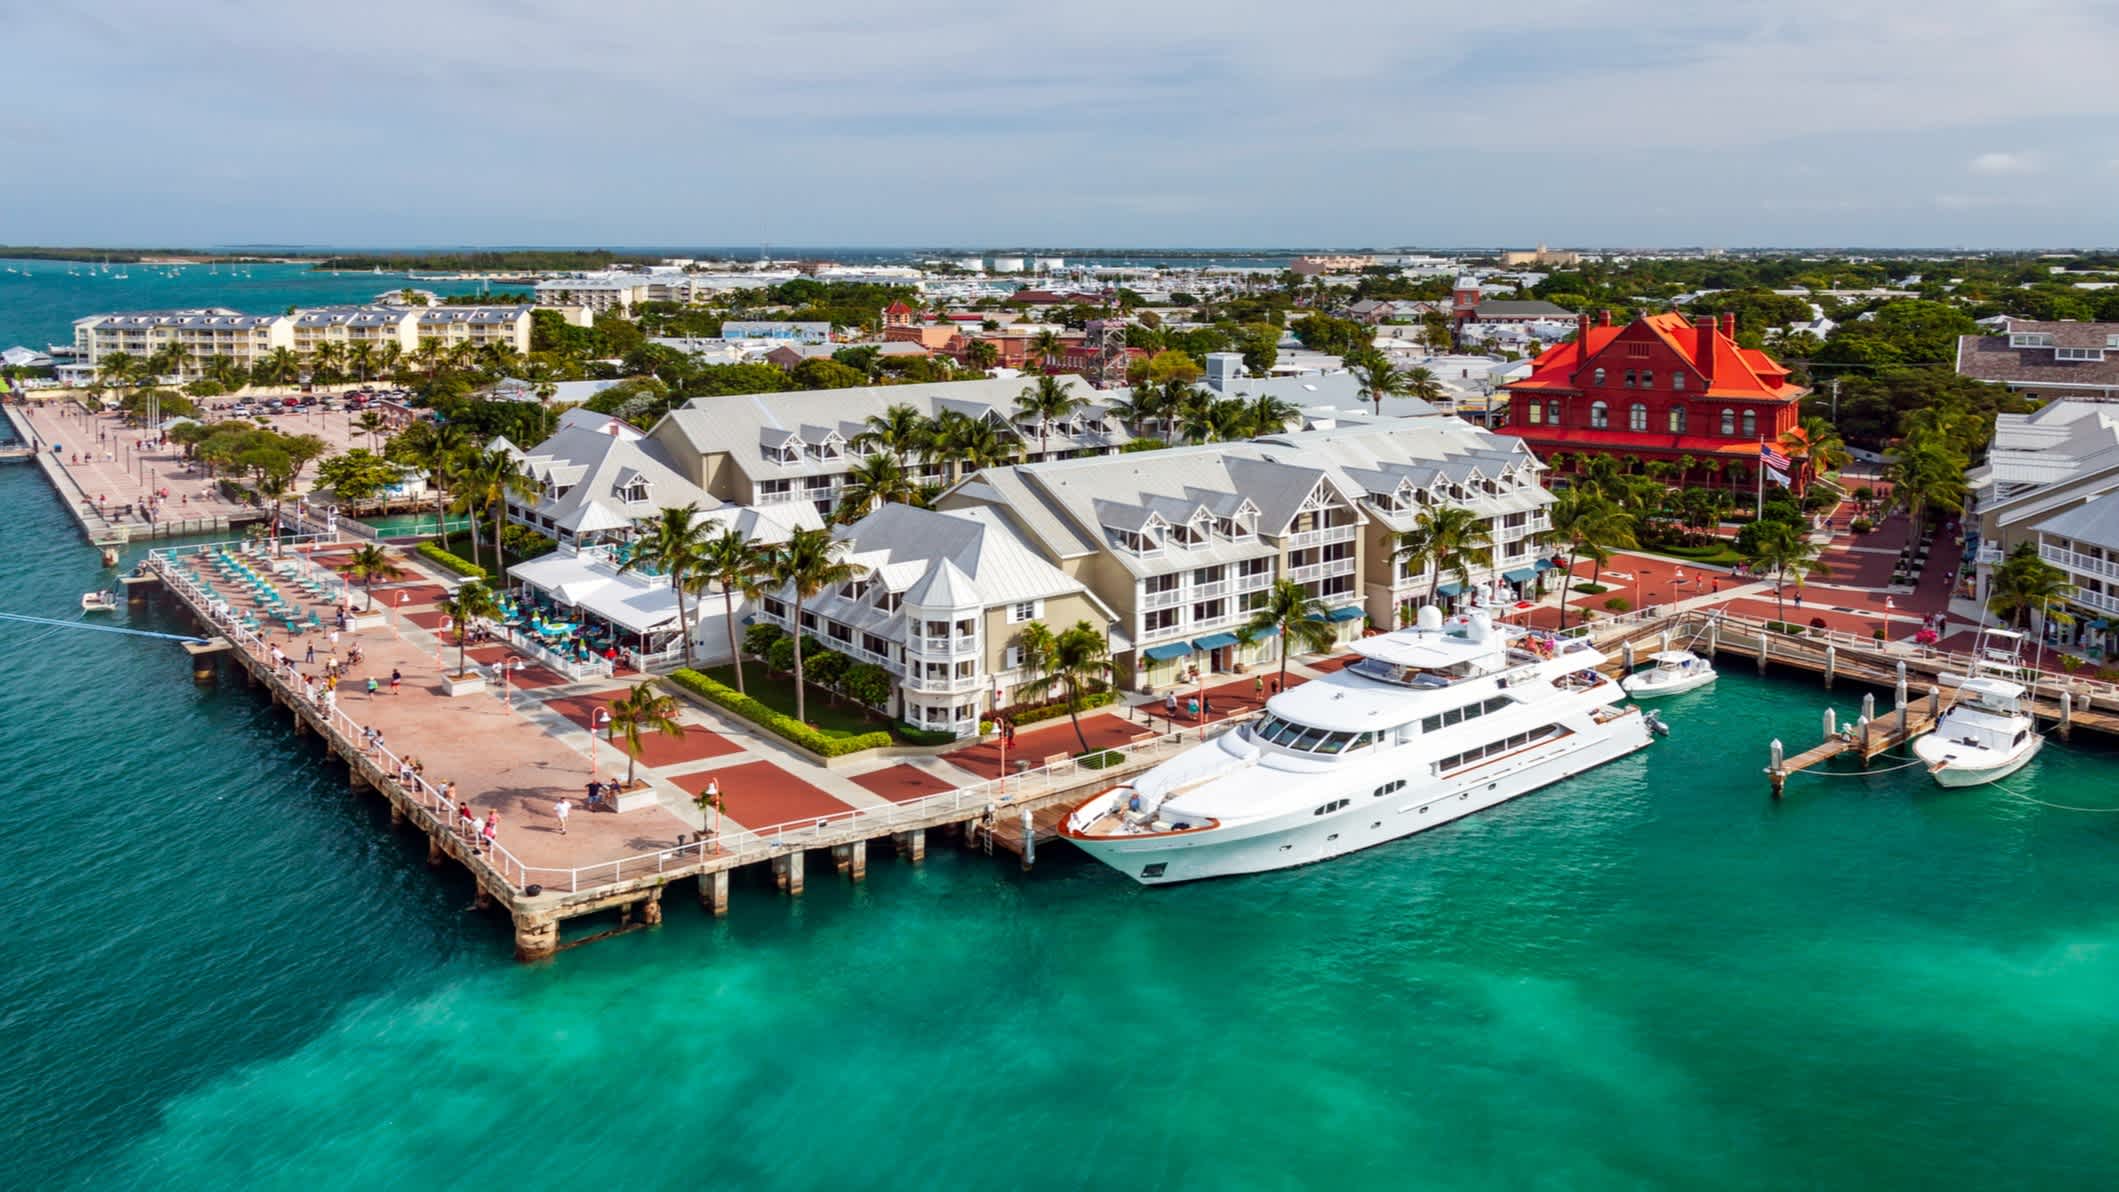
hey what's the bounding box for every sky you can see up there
[10,0,2119,250]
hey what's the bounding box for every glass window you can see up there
[1640,372,1654,388]
[1672,373,1685,391]
[1720,408,1735,435]
[1668,405,1687,433]
[1526,401,1543,426]
[1421,714,1441,733]
[1589,401,1608,429]
[1628,403,1647,431]
[1742,410,1757,437]
[1546,400,1560,425]
[1592,368,1605,385]
[1289,726,1330,752]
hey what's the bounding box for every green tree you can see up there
[760,528,867,724]
[314,449,404,503]
[697,527,764,694]
[1986,543,2072,630]
[1245,578,1338,690]
[458,447,536,578]
[1399,505,1493,606]
[835,452,923,522]
[605,681,685,789]
[342,544,404,611]
[625,503,715,668]
[1017,619,1115,753]
[442,579,500,679]
[1347,351,1406,415]
[1548,490,1637,629]
[355,410,388,450]
[851,402,935,466]
[1014,374,1085,459]
[1741,520,1829,624]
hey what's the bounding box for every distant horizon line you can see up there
[6,241,2116,257]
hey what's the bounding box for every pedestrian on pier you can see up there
[1202,694,1214,719]
[1164,692,1178,718]
[1254,675,1264,699]
[553,798,570,835]
[366,676,379,698]
[304,643,315,664]
[389,668,401,695]
[586,779,605,811]
[480,811,499,854]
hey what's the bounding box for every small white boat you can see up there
[1621,649,1717,698]
[81,590,119,613]
[1912,677,2042,787]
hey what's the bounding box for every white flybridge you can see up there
[1912,627,2043,788]
[1062,607,1661,884]
[1620,649,1717,698]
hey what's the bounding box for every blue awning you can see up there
[1327,606,1365,622]
[1252,624,1279,638]
[1436,582,1464,597]
[1534,559,1555,571]
[1143,642,1193,661]
[1503,568,1538,583]
[1192,632,1239,650]
[2091,619,2110,630]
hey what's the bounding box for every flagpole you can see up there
[1755,437,1764,519]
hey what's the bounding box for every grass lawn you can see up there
[697,664,889,739]
[434,529,554,575]
[1637,542,1745,567]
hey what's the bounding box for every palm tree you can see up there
[459,447,536,578]
[95,351,141,391]
[355,410,387,451]
[1240,392,1303,437]
[1014,374,1084,459]
[625,503,715,667]
[1105,386,1170,440]
[442,580,499,678]
[1400,506,1493,606]
[346,341,376,384]
[1179,396,1250,444]
[1031,328,1064,371]
[1884,436,1968,531]
[343,544,404,611]
[761,527,867,724]
[311,341,347,387]
[835,452,921,522]
[1986,543,2073,630]
[1017,619,1115,753]
[258,347,301,388]
[1741,520,1829,624]
[605,681,685,789]
[392,421,469,541]
[1245,578,1339,691]
[1548,490,1637,629]
[852,403,934,467]
[697,527,763,694]
[938,416,1020,484]
[1348,351,1407,415]
[964,339,1000,371]
[1403,365,1445,408]
[375,341,404,381]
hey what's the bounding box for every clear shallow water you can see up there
[0,258,496,350]
[2,464,2116,1189]
[355,512,471,539]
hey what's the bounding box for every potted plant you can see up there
[440,580,497,696]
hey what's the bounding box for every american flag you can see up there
[1759,443,1792,471]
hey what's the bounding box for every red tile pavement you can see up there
[403,609,452,630]
[373,582,450,607]
[850,764,959,803]
[665,760,852,827]
[542,693,743,765]
[1141,675,1273,727]
[943,713,1154,779]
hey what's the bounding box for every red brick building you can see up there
[1503,310,1808,488]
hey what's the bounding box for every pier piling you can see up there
[514,915,558,963]
[1769,738,1785,798]
[849,840,868,883]
[898,828,926,864]
[701,869,730,916]
[1020,807,1037,870]
[640,892,663,927]
[1824,707,1836,740]
[1824,644,1836,689]
[2060,691,2073,741]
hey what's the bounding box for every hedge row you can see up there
[417,542,487,580]
[892,722,958,747]
[1002,690,1118,726]
[668,668,890,758]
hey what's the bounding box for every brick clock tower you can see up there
[1501,310,1808,490]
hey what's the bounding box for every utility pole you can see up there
[1829,377,1840,424]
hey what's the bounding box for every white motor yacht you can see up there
[1911,627,2043,788]
[81,590,118,613]
[1061,607,1660,884]
[1620,649,1716,699]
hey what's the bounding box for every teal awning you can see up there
[1534,559,1555,571]
[1504,568,1538,583]
[1436,583,1463,597]
[1252,624,1279,638]
[1143,642,1193,661]
[1327,606,1365,622]
[2091,619,2110,630]
[1192,632,1239,650]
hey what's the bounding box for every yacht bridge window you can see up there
[1419,695,1513,733]
[1252,715,1376,755]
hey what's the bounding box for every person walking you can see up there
[389,668,402,695]
[1254,674,1264,699]
[480,811,499,855]
[305,643,315,664]
[553,797,571,836]
[366,676,380,698]
[1164,691,1178,718]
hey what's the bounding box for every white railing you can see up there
[1285,524,1359,549]
[1190,580,1230,600]
[1235,570,1273,591]
[906,633,979,658]
[1286,562,1326,583]
[903,670,985,694]
[2041,544,2119,583]
[1683,609,2119,703]
[503,627,616,681]
[1142,587,1185,610]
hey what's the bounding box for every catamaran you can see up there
[1062,607,1661,884]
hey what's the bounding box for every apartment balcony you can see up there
[2041,544,2119,583]
[906,634,980,659]
[1143,587,1185,611]
[1234,570,1273,593]
[1975,544,2005,566]
[1139,620,1191,644]
[1190,580,1230,600]
[1285,523,1359,549]
[1292,557,1360,583]
[902,669,987,695]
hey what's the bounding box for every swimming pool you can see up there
[357,512,472,538]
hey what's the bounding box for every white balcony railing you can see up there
[1190,580,1230,599]
[1285,524,1359,549]
[906,633,979,658]
[2042,544,2119,583]
[1286,562,1326,584]
[1142,587,1185,611]
[1234,570,1273,592]
[903,670,986,695]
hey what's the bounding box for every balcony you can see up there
[1190,580,1230,600]
[1234,569,1273,592]
[903,669,987,695]
[906,633,979,658]
[1285,523,1358,549]
[2041,544,2119,583]
[1142,587,1185,611]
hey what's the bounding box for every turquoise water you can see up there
[3,464,2118,1189]
[0,257,497,350]
[357,512,472,539]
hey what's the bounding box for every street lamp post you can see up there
[590,707,611,781]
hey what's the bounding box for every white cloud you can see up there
[1969,152,2043,175]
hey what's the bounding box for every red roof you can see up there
[883,301,913,314]
[1511,428,1765,457]
[1509,311,1803,402]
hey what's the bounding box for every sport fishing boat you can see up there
[1911,628,2042,788]
[1062,607,1660,884]
[1620,649,1717,698]
[81,589,118,613]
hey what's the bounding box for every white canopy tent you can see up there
[509,550,686,654]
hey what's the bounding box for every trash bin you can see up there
[1014,760,1031,774]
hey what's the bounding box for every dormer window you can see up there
[2010,332,2055,348]
[617,481,649,503]
[2056,347,2105,362]
[1672,373,1685,391]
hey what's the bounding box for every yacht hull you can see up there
[1620,670,1715,699]
[1915,733,2042,788]
[1066,714,1656,885]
